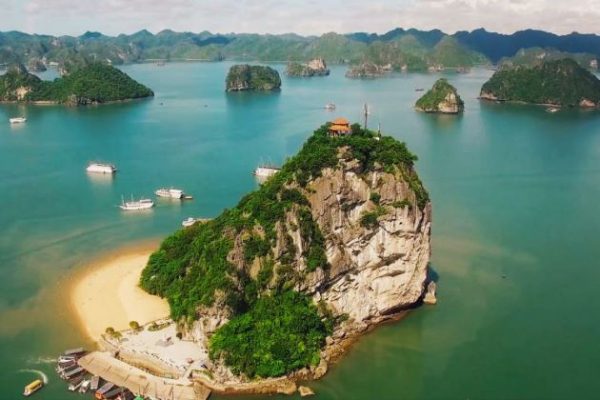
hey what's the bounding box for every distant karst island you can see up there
[480,58,600,108]
[415,78,464,114]
[285,58,330,77]
[226,64,281,92]
[0,62,153,105]
[345,62,392,79]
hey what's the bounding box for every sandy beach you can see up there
[71,244,170,340]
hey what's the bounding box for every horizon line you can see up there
[2,26,599,39]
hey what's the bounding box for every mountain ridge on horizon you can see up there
[1,26,599,70]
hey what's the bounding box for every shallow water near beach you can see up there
[1,62,600,399]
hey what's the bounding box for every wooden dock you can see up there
[78,351,210,400]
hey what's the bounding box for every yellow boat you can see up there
[23,379,43,396]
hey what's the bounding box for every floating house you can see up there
[328,117,351,136]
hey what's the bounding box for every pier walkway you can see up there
[78,351,210,400]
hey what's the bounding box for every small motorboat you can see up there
[23,379,44,396]
[9,117,27,124]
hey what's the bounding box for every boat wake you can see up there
[19,369,48,384]
[27,356,57,365]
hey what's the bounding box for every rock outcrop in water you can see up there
[141,123,432,389]
[225,64,281,91]
[345,62,391,79]
[286,58,330,77]
[480,58,600,108]
[415,78,464,114]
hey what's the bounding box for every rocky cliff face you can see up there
[226,64,282,91]
[304,160,431,327]
[286,58,330,77]
[188,153,431,340]
[415,78,464,114]
[0,64,41,101]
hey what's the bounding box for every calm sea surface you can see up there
[1,62,600,399]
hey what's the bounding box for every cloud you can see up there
[4,0,600,36]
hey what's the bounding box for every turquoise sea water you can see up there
[1,63,600,399]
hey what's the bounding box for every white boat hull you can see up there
[254,166,280,178]
[155,188,184,199]
[120,199,154,211]
[9,117,26,124]
[87,163,116,174]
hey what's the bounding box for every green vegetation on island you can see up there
[4,28,600,73]
[499,47,599,70]
[140,123,428,378]
[0,62,153,104]
[480,58,600,107]
[209,291,330,378]
[345,62,390,78]
[285,58,329,77]
[415,78,464,114]
[225,64,281,91]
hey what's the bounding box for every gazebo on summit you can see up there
[328,117,351,136]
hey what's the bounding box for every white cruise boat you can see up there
[86,162,117,174]
[155,188,184,199]
[324,103,336,110]
[182,217,199,227]
[254,165,280,178]
[9,117,27,124]
[119,196,154,211]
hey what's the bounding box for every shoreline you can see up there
[68,240,170,341]
[477,96,600,109]
[65,241,419,397]
[0,96,154,107]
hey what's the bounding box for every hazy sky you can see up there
[1,0,598,36]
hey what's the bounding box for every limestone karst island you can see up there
[0,63,153,105]
[4,2,600,400]
[480,59,600,108]
[415,78,464,114]
[70,120,433,399]
[225,65,282,91]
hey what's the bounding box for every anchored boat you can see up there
[254,165,280,178]
[119,196,154,211]
[89,376,100,392]
[182,217,199,227]
[79,379,91,394]
[23,379,43,396]
[9,117,27,124]
[155,188,184,199]
[324,102,336,110]
[86,162,117,174]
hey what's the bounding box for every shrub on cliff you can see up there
[209,290,330,378]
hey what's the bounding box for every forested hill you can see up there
[0,62,153,104]
[480,59,600,107]
[1,27,599,72]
